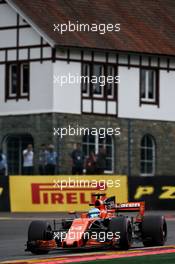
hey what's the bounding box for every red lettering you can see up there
[80,193,89,204]
[51,193,64,204]
[67,193,77,204]
[43,193,48,204]
[31,183,105,205]
[31,183,54,204]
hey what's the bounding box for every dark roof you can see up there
[12,0,175,56]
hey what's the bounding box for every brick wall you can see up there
[0,113,175,176]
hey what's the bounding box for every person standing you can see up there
[71,143,85,175]
[95,146,106,174]
[23,144,34,175]
[45,144,58,175]
[85,151,96,175]
[0,149,7,176]
[38,144,48,175]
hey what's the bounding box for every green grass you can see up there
[73,253,175,264]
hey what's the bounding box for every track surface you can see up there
[0,212,175,262]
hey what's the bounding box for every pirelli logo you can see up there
[134,186,175,199]
[9,176,127,212]
[31,183,105,205]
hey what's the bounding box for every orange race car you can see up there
[26,194,167,254]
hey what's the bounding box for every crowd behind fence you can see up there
[0,142,107,176]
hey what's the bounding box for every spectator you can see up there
[45,144,58,175]
[0,149,7,176]
[38,144,48,175]
[23,144,34,175]
[71,143,85,175]
[95,147,106,174]
[85,151,96,175]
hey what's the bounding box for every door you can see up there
[2,134,34,175]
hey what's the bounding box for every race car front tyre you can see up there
[142,215,167,247]
[28,220,52,254]
[109,216,132,250]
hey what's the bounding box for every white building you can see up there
[0,0,175,176]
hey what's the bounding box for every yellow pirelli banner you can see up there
[9,175,128,212]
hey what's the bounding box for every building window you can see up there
[107,65,115,98]
[82,63,90,96]
[140,68,159,105]
[92,64,105,97]
[9,64,18,96]
[21,64,30,95]
[6,63,30,100]
[82,63,117,100]
[140,134,155,176]
[82,132,114,172]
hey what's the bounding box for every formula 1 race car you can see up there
[26,194,167,254]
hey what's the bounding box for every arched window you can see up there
[82,132,114,173]
[140,134,156,176]
[2,134,34,175]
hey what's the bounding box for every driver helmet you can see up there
[88,208,100,218]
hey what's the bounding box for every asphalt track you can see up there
[0,212,175,263]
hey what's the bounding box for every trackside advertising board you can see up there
[129,176,175,210]
[0,177,10,211]
[9,175,128,212]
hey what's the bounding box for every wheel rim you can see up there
[162,222,167,242]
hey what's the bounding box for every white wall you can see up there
[0,4,16,48]
[0,29,16,48]
[19,28,40,46]
[118,66,175,121]
[1,1,175,120]
[0,4,16,27]
[53,60,81,114]
[0,3,54,116]
[0,64,5,104]
[0,3,41,49]
[0,61,53,115]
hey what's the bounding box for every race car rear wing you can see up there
[115,201,145,217]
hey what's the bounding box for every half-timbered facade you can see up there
[0,0,175,176]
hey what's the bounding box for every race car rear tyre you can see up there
[142,215,167,247]
[28,220,52,254]
[109,216,132,250]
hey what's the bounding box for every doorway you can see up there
[2,134,34,175]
